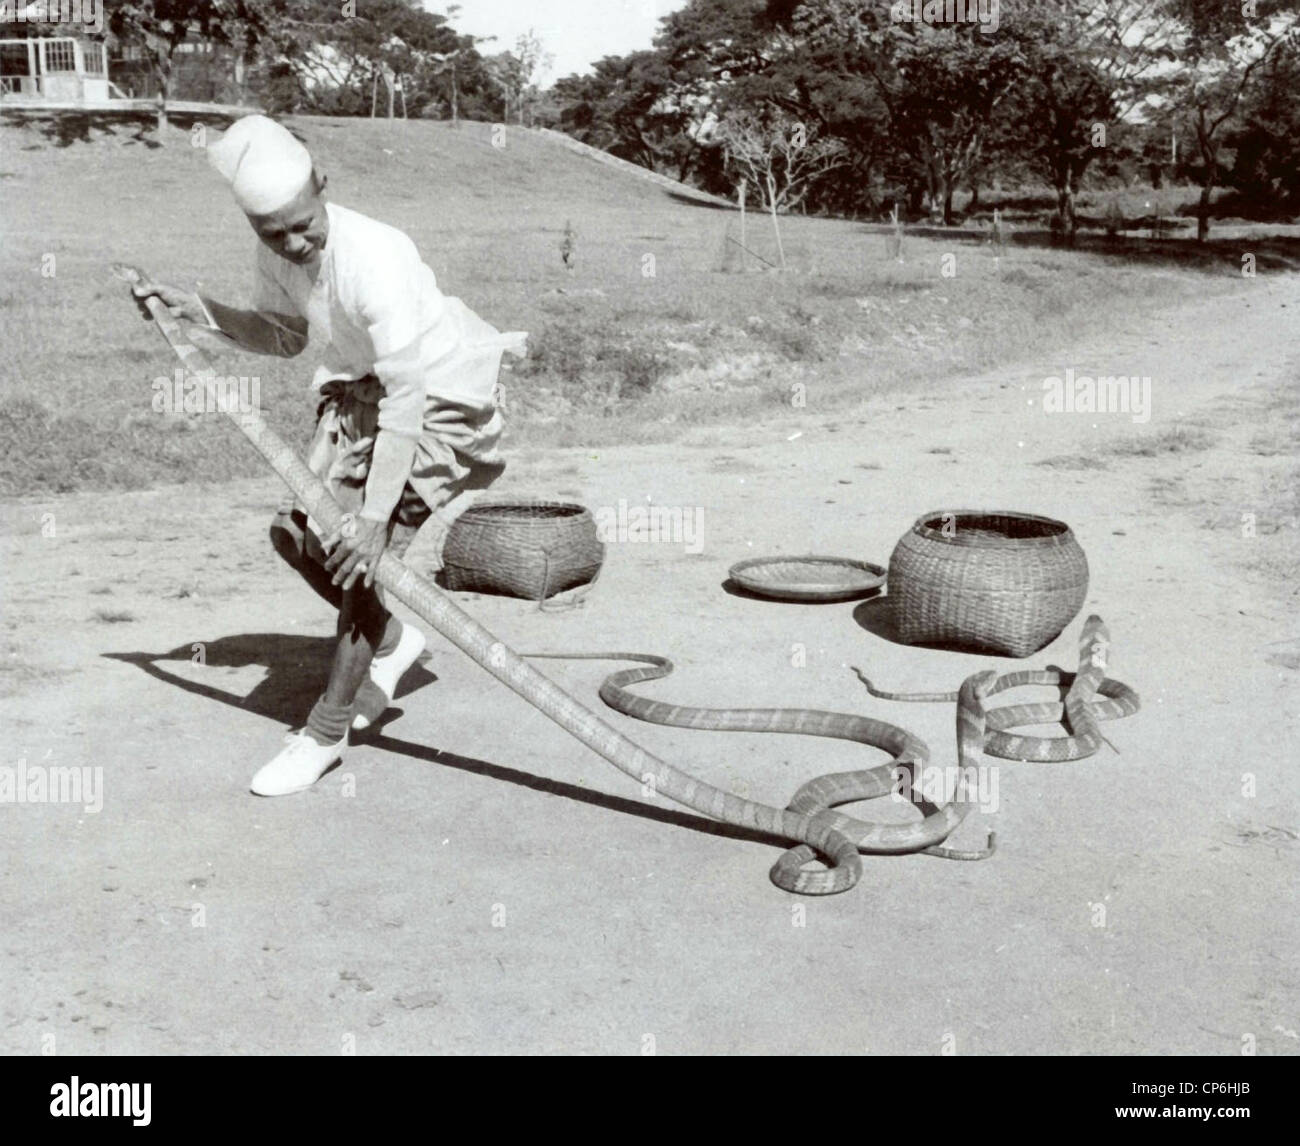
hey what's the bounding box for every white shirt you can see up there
[253,202,525,439]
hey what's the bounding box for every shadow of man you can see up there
[103,634,796,853]
[104,633,438,730]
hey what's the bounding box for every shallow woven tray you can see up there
[728,556,887,602]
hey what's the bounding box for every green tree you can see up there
[253,0,459,117]
[1159,0,1300,240]
[1006,1,1177,241]
[553,51,709,180]
[798,1,1027,224]
[107,0,264,132]
[1227,38,1300,212]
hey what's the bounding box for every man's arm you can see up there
[131,279,308,358]
[359,431,419,524]
[356,244,444,525]
[198,295,309,358]
[322,427,418,591]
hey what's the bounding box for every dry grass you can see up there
[91,608,136,624]
[0,114,1250,495]
[1104,426,1216,457]
[1035,454,1110,470]
[1040,426,1217,471]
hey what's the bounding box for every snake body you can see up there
[118,263,1137,896]
[117,264,879,894]
[854,615,1140,762]
[527,652,997,893]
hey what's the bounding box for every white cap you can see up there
[208,115,314,215]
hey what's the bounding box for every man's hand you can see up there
[129,273,210,325]
[322,515,388,592]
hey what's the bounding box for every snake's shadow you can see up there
[104,635,796,852]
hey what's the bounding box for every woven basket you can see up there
[441,499,605,604]
[888,510,1088,657]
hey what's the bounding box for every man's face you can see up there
[247,175,329,266]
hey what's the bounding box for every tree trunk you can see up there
[738,180,747,271]
[154,48,171,135]
[1193,110,1218,244]
[766,174,786,270]
[156,74,169,133]
[1056,180,1077,247]
[906,181,924,217]
[943,183,955,226]
[676,138,698,183]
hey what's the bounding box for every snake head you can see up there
[965,669,999,703]
[110,262,147,286]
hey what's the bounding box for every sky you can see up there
[431,0,689,82]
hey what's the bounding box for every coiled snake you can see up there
[118,263,1140,896]
[524,651,999,894]
[527,615,1138,892]
[852,615,1140,762]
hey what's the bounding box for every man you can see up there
[133,115,526,796]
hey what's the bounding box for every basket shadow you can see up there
[103,633,793,852]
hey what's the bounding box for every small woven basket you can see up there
[441,498,605,605]
[888,510,1089,657]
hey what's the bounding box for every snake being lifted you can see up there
[115,264,1134,895]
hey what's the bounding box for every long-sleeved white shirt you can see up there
[250,201,525,440]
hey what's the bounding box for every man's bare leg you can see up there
[250,579,391,792]
[325,583,389,709]
[294,581,386,747]
[270,509,402,651]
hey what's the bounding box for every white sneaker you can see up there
[352,622,426,730]
[250,730,346,796]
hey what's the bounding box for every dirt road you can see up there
[2,274,1297,1055]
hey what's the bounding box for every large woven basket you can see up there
[441,499,605,604]
[887,510,1088,657]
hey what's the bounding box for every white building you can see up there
[0,35,111,102]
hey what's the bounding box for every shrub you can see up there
[517,321,671,401]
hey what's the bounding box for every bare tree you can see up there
[717,110,847,268]
[488,27,553,125]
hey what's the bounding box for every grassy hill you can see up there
[0,113,1292,496]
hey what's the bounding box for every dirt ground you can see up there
[2,274,1297,1056]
